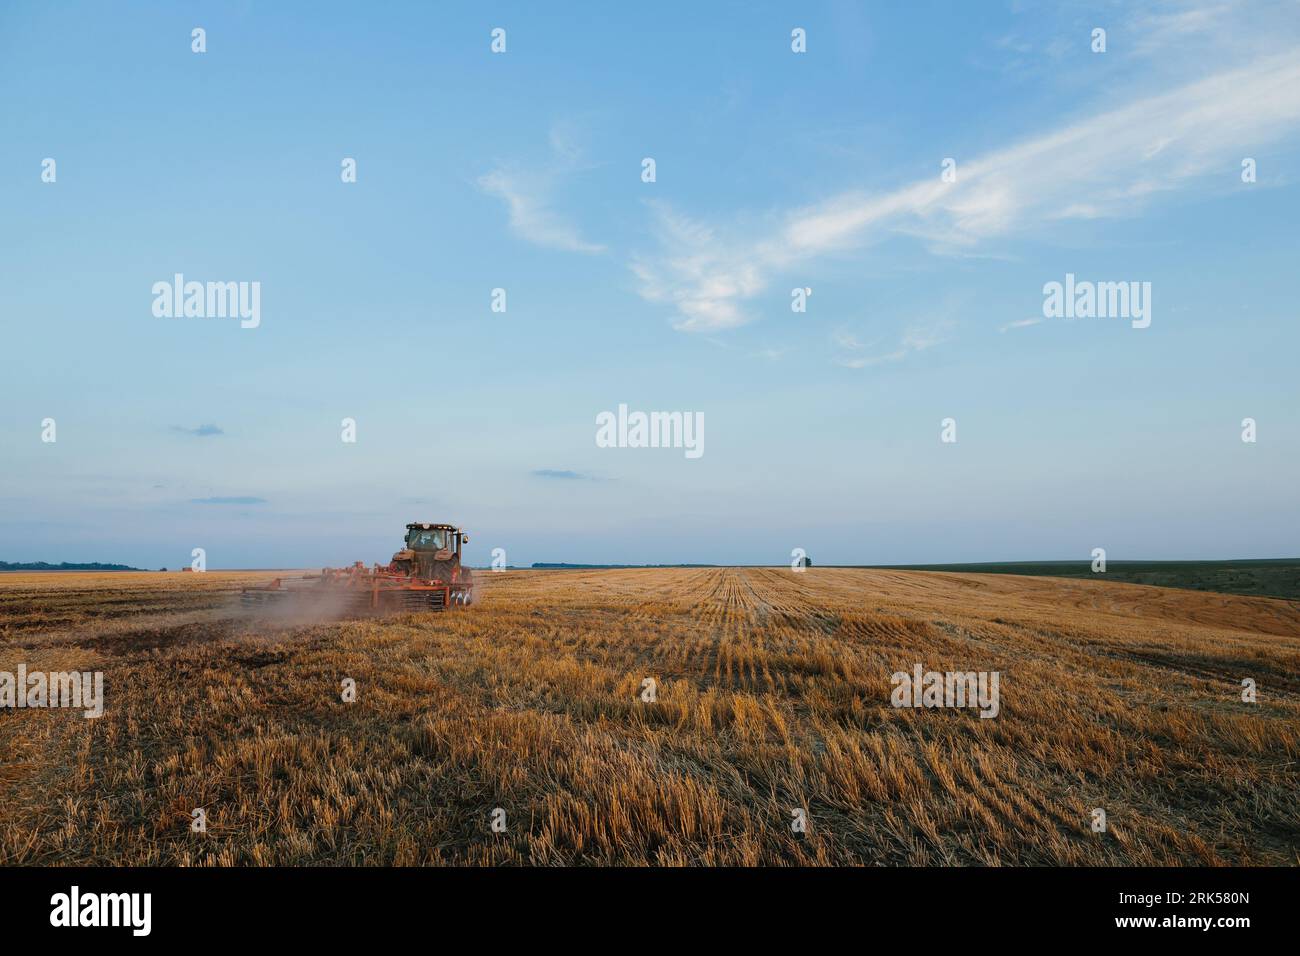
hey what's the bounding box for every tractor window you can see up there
[407,529,447,550]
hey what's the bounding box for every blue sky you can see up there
[2,1,1298,569]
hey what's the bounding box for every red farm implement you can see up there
[241,522,474,614]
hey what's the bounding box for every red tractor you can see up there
[241,522,474,614]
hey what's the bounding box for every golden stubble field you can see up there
[1,567,1297,866]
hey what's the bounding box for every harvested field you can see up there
[1,567,1297,866]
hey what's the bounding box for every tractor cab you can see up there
[405,525,458,555]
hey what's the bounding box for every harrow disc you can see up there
[378,588,448,612]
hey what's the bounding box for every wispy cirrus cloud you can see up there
[633,48,1300,332]
[1126,0,1241,56]
[1000,318,1043,334]
[478,170,606,253]
[478,121,606,254]
[191,496,266,505]
[630,202,765,332]
[833,321,953,368]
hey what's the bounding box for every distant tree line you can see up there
[0,561,147,571]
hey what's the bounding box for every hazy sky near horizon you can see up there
[2,1,1299,569]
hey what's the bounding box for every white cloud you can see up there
[633,49,1300,332]
[999,318,1043,333]
[478,122,606,254]
[630,203,765,331]
[1128,1,1240,55]
[478,169,605,254]
[831,329,867,351]
[833,320,952,368]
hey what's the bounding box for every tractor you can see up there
[389,523,472,589]
[241,522,474,614]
